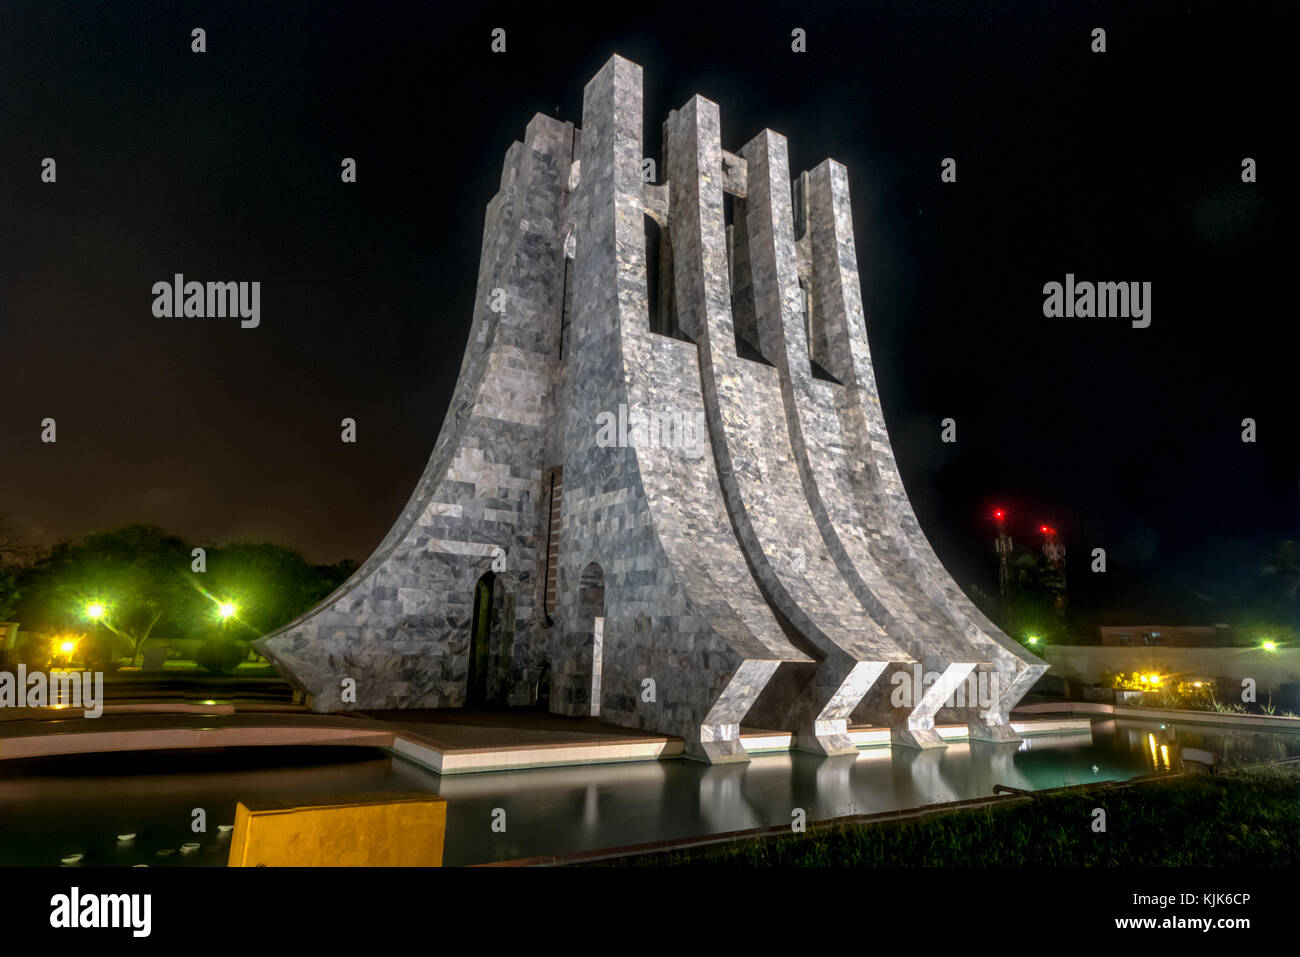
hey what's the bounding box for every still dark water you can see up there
[1,718,1295,867]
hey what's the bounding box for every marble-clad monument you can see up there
[256,55,1046,762]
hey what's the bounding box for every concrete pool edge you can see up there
[0,712,1090,770]
[1016,700,1300,733]
[387,730,685,774]
[387,717,1094,775]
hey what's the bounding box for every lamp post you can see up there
[83,600,108,667]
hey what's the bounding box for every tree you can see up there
[10,524,358,667]
[1233,613,1300,649]
[15,524,193,666]
[0,512,32,564]
[1260,540,1299,609]
[0,565,18,622]
[184,542,354,640]
[969,545,1077,645]
[0,513,30,620]
[970,580,1070,646]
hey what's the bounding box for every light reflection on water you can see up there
[0,717,1294,866]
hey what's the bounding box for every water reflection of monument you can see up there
[423,730,1124,863]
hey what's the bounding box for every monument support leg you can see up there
[689,659,782,764]
[793,660,888,756]
[968,664,1048,743]
[890,662,977,750]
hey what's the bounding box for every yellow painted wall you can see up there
[227,792,446,867]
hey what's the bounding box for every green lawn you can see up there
[598,763,1299,867]
[159,660,278,674]
[107,660,280,676]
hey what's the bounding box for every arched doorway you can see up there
[467,572,495,707]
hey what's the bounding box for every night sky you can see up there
[1,1,1295,627]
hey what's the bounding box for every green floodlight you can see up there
[217,601,237,620]
[85,601,106,620]
[1261,640,1277,652]
[1026,635,1040,645]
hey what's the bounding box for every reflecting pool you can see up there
[1,717,1294,866]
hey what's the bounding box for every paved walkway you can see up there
[0,711,394,760]
[359,708,675,750]
[0,706,681,770]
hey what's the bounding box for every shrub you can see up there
[195,638,246,675]
[1155,687,1184,709]
[6,639,51,673]
[1277,677,1300,714]
[83,632,124,672]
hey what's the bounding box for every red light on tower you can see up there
[1039,521,1067,612]
[992,508,1012,599]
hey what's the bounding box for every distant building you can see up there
[1098,624,1234,648]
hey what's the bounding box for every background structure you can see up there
[1,1,1294,629]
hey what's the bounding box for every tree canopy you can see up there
[9,524,356,664]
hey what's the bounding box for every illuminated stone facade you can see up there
[257,55,1046,762]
